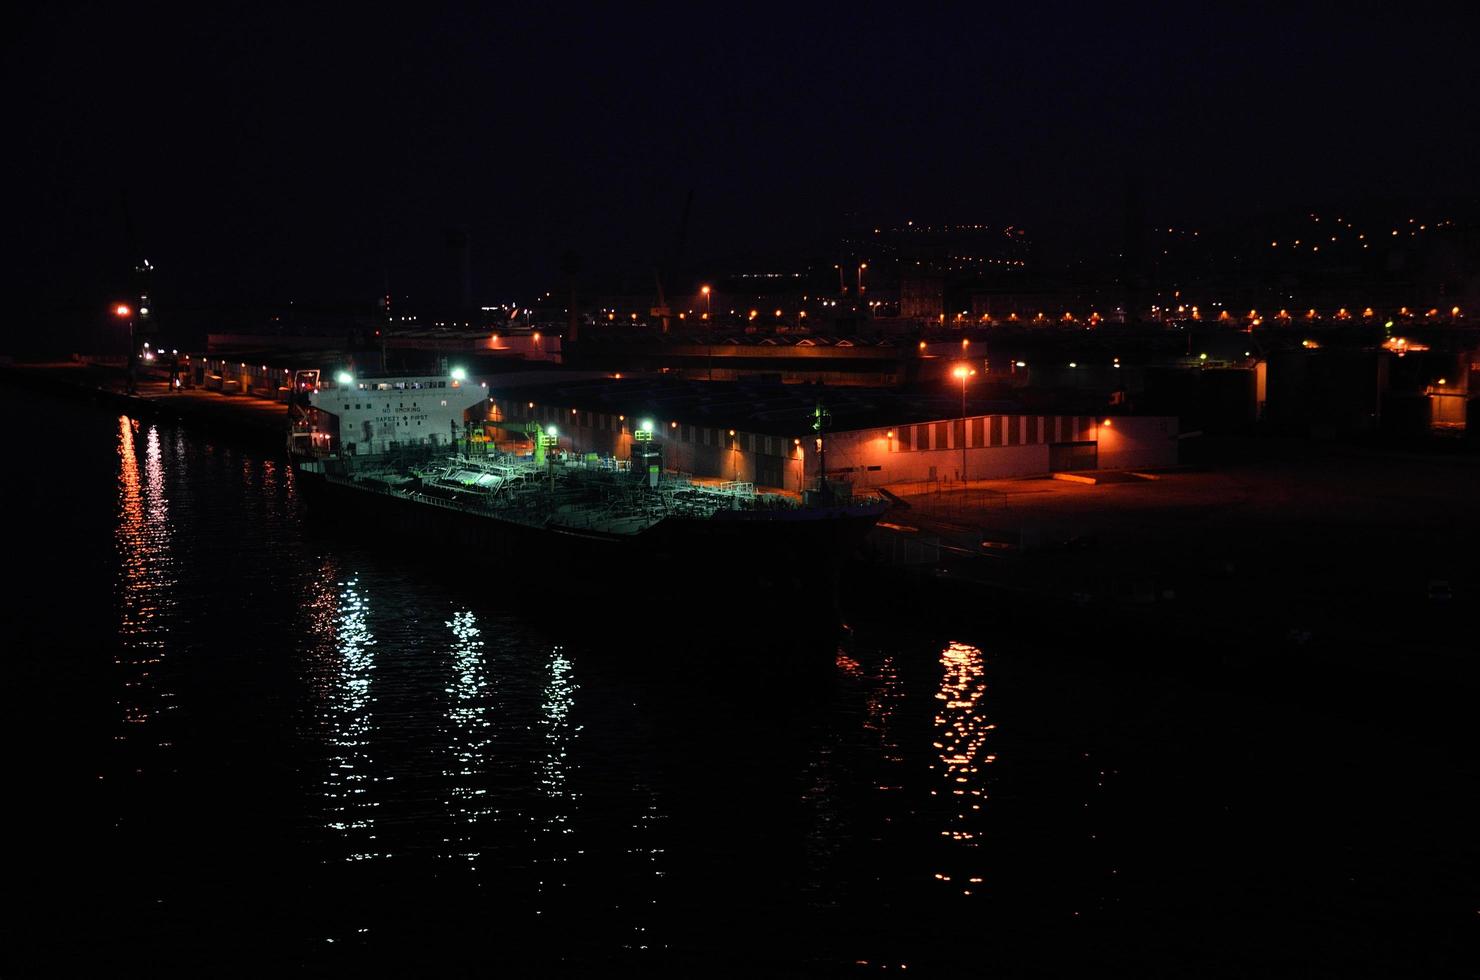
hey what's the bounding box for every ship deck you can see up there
[306,449,882,538]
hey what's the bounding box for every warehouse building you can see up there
[484,376,1177,492]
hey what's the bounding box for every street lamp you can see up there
[858,262,867,294]
[701,284,711,318]
[113,303,136,393]
[952,364,976,483]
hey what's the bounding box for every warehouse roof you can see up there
[484,374,1021,436]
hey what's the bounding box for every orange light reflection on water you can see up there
[114,417,178,763]
[932,640,993,893]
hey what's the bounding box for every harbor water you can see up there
[3,383,1473,976]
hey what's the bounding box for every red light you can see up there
[114,304,131,317]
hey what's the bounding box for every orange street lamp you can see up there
[952,364,976,482]
[114,303,137,392]
[701,284,712,318]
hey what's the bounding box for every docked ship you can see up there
[286,370,888,601]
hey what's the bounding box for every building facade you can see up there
[488,393,1178,491]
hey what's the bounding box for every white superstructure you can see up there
[310,374,488,456]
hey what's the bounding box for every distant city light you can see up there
[114,304,131,317]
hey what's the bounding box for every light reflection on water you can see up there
[114,417,178,764]
[442,609,495,866]
[310,572,385,860]
[534,645,581,908]
[932,640,992,894]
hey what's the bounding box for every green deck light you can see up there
[451,366,467,381]
[335,371,354,385]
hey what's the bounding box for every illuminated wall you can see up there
[1093,416,1180,471]
[492,396,1178,490]
[807,415,1178,487]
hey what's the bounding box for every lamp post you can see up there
[701,284,711,318]
[952,364,975,484]
[114,303,136,393]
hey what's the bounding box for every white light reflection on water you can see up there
[441,610,495,866]
[308,573,386,861]
[621,790,667,952]
[114,418,178,764]
[534,645,580,908]
[932,640,993,895]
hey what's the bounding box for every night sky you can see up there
[7,4,1479,328]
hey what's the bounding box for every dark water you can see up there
[3,385,1474,977]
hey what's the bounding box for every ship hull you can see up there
[293,464,885,621]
